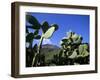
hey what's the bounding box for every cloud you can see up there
[26,42,30,48]
[42,39,52,45]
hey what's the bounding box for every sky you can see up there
[26,12,90,47]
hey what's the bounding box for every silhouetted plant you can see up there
[26,14,58,67]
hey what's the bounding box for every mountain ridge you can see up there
[42,44,60,49]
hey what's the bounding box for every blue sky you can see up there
[26,12,90,47]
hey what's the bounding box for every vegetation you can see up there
[51,31,89,65]
[26,15,89,67]
[26,14,58,67]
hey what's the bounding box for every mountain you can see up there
[42,44,60,49]
[40,44,61,62]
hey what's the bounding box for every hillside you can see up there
[40,44,61,63]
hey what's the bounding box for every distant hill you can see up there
[40,44,61,62]
[42,44,60,49]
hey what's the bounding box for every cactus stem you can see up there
[31,36,44,67]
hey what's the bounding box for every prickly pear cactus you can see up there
[26,14,59,67]
[60,30,89,65]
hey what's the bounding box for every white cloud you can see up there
[26,42,30,48]
[42,39,52,45]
